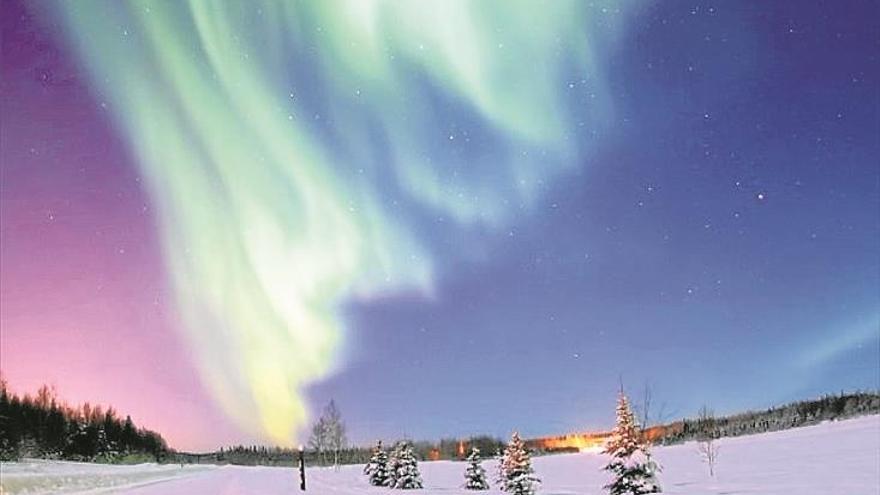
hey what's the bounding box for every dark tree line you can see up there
[173,444,376,466]
[659,390,880,445]
[176,436,507,467]
[0,380,168,462]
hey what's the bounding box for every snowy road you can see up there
[114,465,299,494]
[2,415,878,494]
[112,463,374,495]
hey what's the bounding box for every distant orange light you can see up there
[428,448,441,461]
[528,424,676,453]
[536,433,609,452]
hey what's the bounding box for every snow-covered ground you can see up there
[0,460,212,494]
[1,414,878,494]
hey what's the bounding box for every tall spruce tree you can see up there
[388,441,423,489]
[499,432,540,495]
[603,392,661,495]
[364,440,390,486]
[463,447,490,490]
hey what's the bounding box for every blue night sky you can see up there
[312,0,880,441]
[1,0,878,450]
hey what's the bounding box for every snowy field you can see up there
[1,414,877,494]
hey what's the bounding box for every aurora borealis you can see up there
[44,0,634,445]
[1,0,878,451]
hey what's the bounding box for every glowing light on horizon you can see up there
[51,0,636,445]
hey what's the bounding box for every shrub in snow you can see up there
[388,441,423,489]
[363,440,389,486]
[499,431,540,494]
[463,447,490,490]
[603,392,661,495]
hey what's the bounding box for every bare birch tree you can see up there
[696,405,719,477]
[308,400,347,467]
[324,400,347,469]
[308,415,328,465]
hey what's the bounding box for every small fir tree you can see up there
[500,431,540,495]
[603,392,661,495]
[389,441,423,489]
[364,440,389,486]
[493,448,505,486]
[463,447,490,490]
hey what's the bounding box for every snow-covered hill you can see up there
[1,414,878,494]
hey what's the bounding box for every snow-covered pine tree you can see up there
[364,440,389,486]
[386,442,402,487]
[389,441,423,489]
[500,431,540,495]
[603,391,661,495]
[463,447,490,490]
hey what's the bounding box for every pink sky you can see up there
[0,1,245,452]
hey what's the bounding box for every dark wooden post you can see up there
[298,445,306,491]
